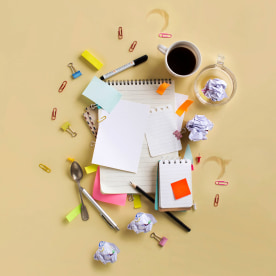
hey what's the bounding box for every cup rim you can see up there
[165,41,202,78]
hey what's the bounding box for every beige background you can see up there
[1,0,275,275]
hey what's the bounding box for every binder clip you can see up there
[68,62,82,79]
[150,232,168,247]
[61,122,77,137]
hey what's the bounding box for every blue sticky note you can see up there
[184,144,193,164]
[82,76,122,113]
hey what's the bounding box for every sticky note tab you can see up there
[133,194,142,208]
[84,164,98,174]
[81,50,103,70]
[175,99,194,116]
[65,204,82,222]
[82,76,122,113]
[171,178,191,200]
[92,167,127,206]
[156,82,171,95]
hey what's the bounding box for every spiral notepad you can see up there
[99,79,180,194]
[158,159,193,211]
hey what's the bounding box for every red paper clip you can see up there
[158,33,172,38]
[214,194,219,207]
[215,181,228,186]
[118,26,123,39]
[58,81,67,92]
[129,41,137,52]
[51,108,57,120]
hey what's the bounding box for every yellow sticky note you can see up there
[84,164,98,174]
[81,50,103,70]
[133,194,142,208]
[65,204,82,222]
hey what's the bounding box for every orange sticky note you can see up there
[156,82,171,95]
[171,178,191,200]
[175,99,193,116]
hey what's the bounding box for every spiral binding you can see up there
[106,79,172,86]
[161,159,188,164]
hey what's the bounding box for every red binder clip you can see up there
[118,26,123,39]
[129,41,137,52]
[58,81,67,92]
[51,108,57,120]
[214,194,219,207]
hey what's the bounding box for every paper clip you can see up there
[128,194,134,202]
[58,81,67,92]
[150,232,168,247]
[118,26,123,39]
[97,116,106,123]
[214,194,219,207]
[158,33,172,38]
[129,41,137,52]
[39,164,51,173]
[51,108,57,120]
[196,154,201,163]
[61,122,77,137]
[215,180,229,186]
[68,62,82,79]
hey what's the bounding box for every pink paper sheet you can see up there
[92,167,127,206]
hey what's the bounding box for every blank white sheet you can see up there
[92,100,150,173]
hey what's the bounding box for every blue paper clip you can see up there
[68,62,82,79]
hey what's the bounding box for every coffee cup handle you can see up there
[157,44,168,55]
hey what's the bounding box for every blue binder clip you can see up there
[68,62,82,79]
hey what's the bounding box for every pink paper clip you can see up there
[214,194,219,207]
[58,81,67,92]
[215,180,228,186]
[159,33,172,38]
[129,41,137,52]
[118,26,123,39]
[51,108,57,120]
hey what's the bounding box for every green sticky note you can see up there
[65,204,82,222]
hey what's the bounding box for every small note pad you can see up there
[82,76,122,113]
[65,204,82,222]
[171,178,191,200]
[145,105,182,157]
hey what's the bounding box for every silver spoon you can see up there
[70,161,89,221]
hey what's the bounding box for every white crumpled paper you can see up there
[94,241,120,264]
[127,212,157,234]
[186,115,214,142]
[202,78,227,102]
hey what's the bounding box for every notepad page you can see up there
[98,79,179,194]
[159,159,193,209]
[145,105,182,157]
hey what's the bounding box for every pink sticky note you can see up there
[92,167,127,206]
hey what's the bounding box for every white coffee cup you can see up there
[157,41,201,78]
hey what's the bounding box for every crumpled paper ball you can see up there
[94,241,120,264]
[186,115,214,142]
[202,78,227,102]
[127,212,157,233]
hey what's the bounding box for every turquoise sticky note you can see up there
[184,144,193,164]
[82,76,122,113]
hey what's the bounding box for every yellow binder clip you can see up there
[61,122,77,137]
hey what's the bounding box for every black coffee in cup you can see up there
[167,47,196,76]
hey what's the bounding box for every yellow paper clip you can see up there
[97,116,106,123]
[39,164,51,173]
[61,122,77,137]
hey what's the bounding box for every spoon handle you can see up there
[76,181,89,221]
